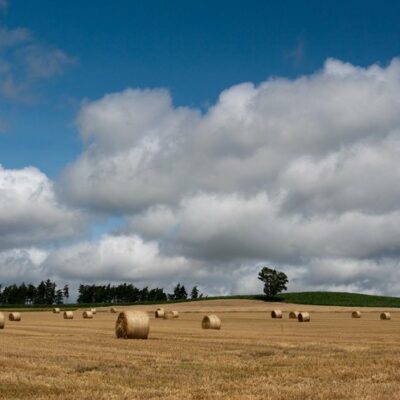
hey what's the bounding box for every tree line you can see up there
[77,282,202,303]
[0,280,203,305]
[0,266,288,305]
[0,279,69,305]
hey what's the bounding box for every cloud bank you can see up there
[3,58,400,296]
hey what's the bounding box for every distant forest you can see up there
[0,280,203,305]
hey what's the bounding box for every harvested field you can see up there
[1,299,400,399]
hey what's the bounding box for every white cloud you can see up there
[0,165,85,250]
[127,192,400,263]
[42,234,192,285]
[280,134,400,214]
[0,247,48,284]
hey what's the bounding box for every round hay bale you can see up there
[53,308,61,314]
[63,311,74,319]
[352,311,361,318]
[271,310,283,319]
[155,308,165,318]
[83,311,94,319]
[115,311,149,339]
[110,307,118,313]
[202,314,221,330]
[172,310,179,318]
[163,310,176,319]
[0,312,5,329]
[380,312,391,320]
[163,310,174,319]
[298,312,310,322]
[90,308,97,315]
[9,312,21,322]
[289,311,300,319]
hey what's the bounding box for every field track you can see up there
[1,299,400,399]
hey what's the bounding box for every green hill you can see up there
[279,291,400,307]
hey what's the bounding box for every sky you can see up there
[1,0,400,297]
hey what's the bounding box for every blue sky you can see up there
[2,0,400,176]
[2,0,400,296]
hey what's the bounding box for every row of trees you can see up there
[77,283,203,304]
[0,281,202,305]
[0,280,69,305]
[77,284,167,303]
[0,266,288,305]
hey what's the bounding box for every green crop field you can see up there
[279,291,400,307]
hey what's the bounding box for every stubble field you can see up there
[1,299,400,400]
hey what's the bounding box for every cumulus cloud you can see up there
[43,234,191,283]
[58,58,400,294]
[0,247,48,284]
[0,165,85,250]
[65,58,400,215]
[127,193,400,263]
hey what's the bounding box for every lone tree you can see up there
[258,267,288,299]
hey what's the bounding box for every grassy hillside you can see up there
[279,291,400,307]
